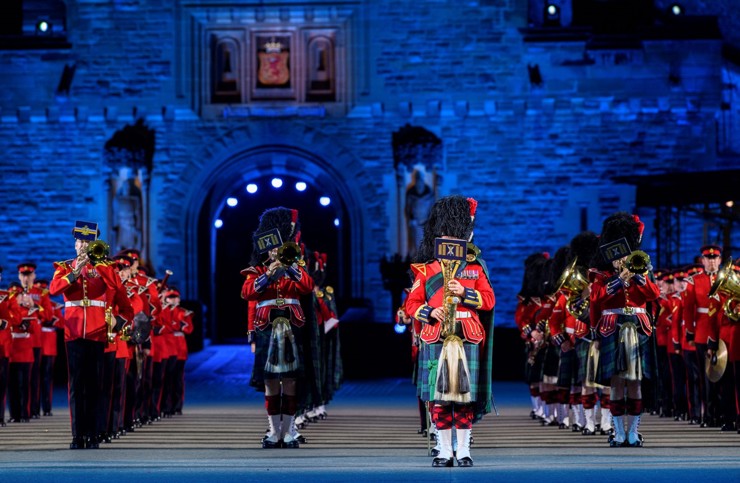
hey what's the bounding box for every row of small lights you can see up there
[214,178,339,229]
[545,3,684,18]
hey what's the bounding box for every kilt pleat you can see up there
[419,341,480,403]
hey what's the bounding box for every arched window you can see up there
[306,35,335,102]
[211,37,241,104]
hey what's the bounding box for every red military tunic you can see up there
[515,296,541,340]
[173,306,194,361]
[15,287,53,351]
[405,260,494,345]
[50,260,133,342]
[0,290,15,359]
[41,300,65,357]
[670,292,694,352]
[8,290,37,364]
[655,294,674,348]
[682,272,720,347]
[549,293,577,348]
[241,265,314,329]
[589,269,660,337]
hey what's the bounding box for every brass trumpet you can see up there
[277,242,305,267]
[624,250,651,274]
[709,257,740,323]
[87,239,110,264]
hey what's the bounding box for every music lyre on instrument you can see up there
[434,238,466,338]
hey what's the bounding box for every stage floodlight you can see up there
[271,178,283,188]
[670,3,684,16]
[319,196,331,206]
[246,183,258,194]
[214,219,224,228]
[333,218,340,227]
[295,181,307,192]
[226,197,238,207]
[544,3,560,26]
[36,20,50,34]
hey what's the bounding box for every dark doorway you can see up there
[201,173,346,342]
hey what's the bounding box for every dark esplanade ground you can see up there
[0,345,738,482]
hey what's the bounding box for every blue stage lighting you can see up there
[36,21,50,34]
[271,178,283,188]
[226,197,238,207]
[295,181,307,191]
[246,183,258,194]
[319,196,331,206]
[333,218,340,227]
[670,3,684,15]
[214,219,223,228]
[394,323,407,334]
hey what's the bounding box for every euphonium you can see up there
[87,239,110,264]
[440,259,461,338]
[624,250,651,274]
[277,242,305,267]
[554,258,590,319]
[709,258,740,323]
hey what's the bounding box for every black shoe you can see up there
[417,428,428,436]
[295,435,307,444]
[262,439,281,449]
[430,448,440,457]
[43,411,52,417]
[720,423,736,432]
[70,438,85,450]
[31,414,40,419]
[85,437,99,449]
[282,440,300,448]
[0,421,5,427]
[457,457,474,467]
[582,428,595,436]
[20,418,29,423]
[432,457,454,467]
[558,423,567,429]
[689,418,700,425]
[530,410,536,420]
[571,424,583,432]
[98,433,112,444]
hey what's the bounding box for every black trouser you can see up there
[0,357,8,422]
[656,346,673,414]
[98,351,116,437]
[717,360,736,426]
[30,347,41,417]
[172,359,186,413]
[734,361,740,426]
[696,343,718,423]
[8,361,31,421]
[161,356,177,415]
[669,352,688,415]
[683,350,702,420]
[41,355,55,414]
[110,357,127,433]
[150,360,164,419]
[139,354,153,422]
[66,339,104,440]
[124,353,138,428]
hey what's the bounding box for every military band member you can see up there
[654,271,675,418]
[49,221,133,449]
[0,266,11,426]
[160,288,193,415]
[590,213,660,447]
[33,279,63,417]
[406,195,495,468]
[683,245,722,427]
[674,268,703,424]
[242,207,315,449]
[668,269,689,421]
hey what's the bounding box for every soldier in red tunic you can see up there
[405,195,495,468]
[49,221,134,449]
[0,266,12,426]
[590,213,660,447]
[682,244,723,427]
[242,208,315,449]
[33,279,64,417]
[160,288,193,415]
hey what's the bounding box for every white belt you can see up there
[696,307,709,314]
[173,331,184,337]
[602,307,646,315]
[11,333,30,339]
[256,298,300,308]
[455,311,471,319]
[65,299,106,308]
[42,327,56,333]
[566,327,575,334]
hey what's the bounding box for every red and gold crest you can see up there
[258,38,290,86]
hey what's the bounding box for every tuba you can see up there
[709,258,740,323]
[624,250,651,274]
[87,239,110,264]
[277,242,305,267]
[555,258,589,318]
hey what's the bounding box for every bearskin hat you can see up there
[414,195,476,263]
[249,207,300,266]
[594,211,642,271]
[569,231,599,271]
[546,245,572,294]
[519,252,550,299]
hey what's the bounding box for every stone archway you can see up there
[160,121,369,327]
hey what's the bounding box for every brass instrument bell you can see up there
[709,257,740,323]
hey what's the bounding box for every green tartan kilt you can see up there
[526,345,546,384]
[574,338,590,385]
[596,320,652,386]
[556,347,575,387]
[250,323,305,389]
[419,340,480,403]
[543,344,560,379]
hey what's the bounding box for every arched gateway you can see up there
[161,121,370,340]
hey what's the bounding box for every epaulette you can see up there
[588,268,608,283]
[241,266,259,276]
[183,309,194,317]
[41,288,50,296]
[410,263,427,277]
[686,276,695,285]
[53,260,72,270]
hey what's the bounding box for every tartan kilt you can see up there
[556,347,575,388]
[250,323,305,389]
[574,338,590,386]
[419,340,480,403]
[543,343,560,380]
[596,321,652,386]
[526,345,546,384]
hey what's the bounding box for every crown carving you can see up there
[264,38,283,53]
